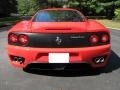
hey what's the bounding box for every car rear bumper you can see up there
[6,44,111,68]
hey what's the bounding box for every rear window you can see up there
[33,10,84,22]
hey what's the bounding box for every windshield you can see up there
[33,10,84,22]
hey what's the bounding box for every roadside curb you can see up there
[107,27,120,30]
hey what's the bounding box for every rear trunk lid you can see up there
[31,22,87,33]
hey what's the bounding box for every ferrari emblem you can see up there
[55,36,62,45]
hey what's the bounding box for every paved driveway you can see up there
[0,27,120,90]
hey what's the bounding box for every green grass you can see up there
[97,19,120,29]
[0,16,21,27]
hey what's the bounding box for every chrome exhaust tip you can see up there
[11,56,25,64]
[93,56,106,64]
[13,57,18,61]
[99,57,105,63]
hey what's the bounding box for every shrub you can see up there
[114,8,120,20]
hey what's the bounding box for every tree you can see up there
[17,0,39,16]
[16,0,120,18]
[28,0,40,15]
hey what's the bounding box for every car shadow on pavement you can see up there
[103,50,120,73]
[23,50,120,77]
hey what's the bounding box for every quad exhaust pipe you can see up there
[12,56,25,64]
[93,56,106,64]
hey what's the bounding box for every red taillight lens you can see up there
[9,34,18,43]
[19,35,29,45]
[89,35,99,44]
[101,34,109,43]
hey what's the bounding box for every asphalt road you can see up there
[0,27,120,90]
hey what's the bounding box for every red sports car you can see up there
[6,8,111,70]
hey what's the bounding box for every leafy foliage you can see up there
[0,0,120,18]
[114,8,120,20]
[39,0,119,18]
[17,0,39,16]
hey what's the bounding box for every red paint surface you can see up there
[7,8,111,68]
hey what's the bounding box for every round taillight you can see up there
[89,35,99,44]
[101,34,109,43]
[9,33,18,43]
[19,35,29,45]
